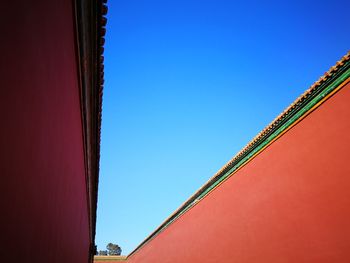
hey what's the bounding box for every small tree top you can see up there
[106,243,122,256]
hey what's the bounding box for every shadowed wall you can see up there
[0,1,90,262]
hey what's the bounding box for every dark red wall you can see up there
[0,1,90,262]
[128,82,350,263]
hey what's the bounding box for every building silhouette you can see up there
[1,0,350,262]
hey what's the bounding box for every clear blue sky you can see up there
[95,0,349,255]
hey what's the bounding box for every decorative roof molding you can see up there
[74,0,107,262]
[128,51,350,258]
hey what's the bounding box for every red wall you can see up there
[0,1,90,262]
[128,83,350,263]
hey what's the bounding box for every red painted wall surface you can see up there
[0,1,90,262]
[128,83,350,263]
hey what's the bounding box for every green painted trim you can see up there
[200,66,350,200]
[128,59,350,258]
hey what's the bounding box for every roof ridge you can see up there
[213,51,350,180]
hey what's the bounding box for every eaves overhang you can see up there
[74,0,107,261]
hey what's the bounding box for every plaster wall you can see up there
[128,82,350,263]
[0,1,90,262]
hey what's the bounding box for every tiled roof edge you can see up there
[74,0,107,261]
[213,51,350,179]
[96,0,108,236]
[128,51,350,258]
[94,0,108,258]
